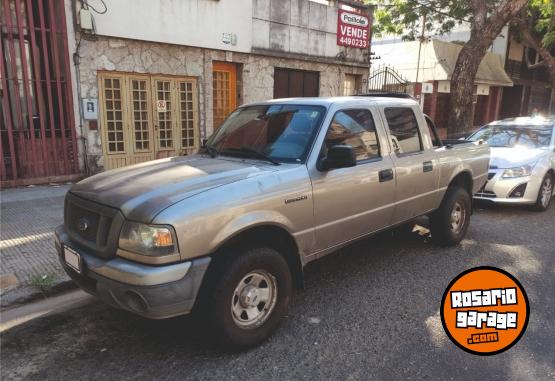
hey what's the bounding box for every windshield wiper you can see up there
[222,147,281,165]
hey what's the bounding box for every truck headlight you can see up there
[119,222,178,256]
[501,165,533,179]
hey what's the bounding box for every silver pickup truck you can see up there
[55,95,489,349]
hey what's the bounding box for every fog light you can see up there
[509,183,527,198]
[123,290,148,313]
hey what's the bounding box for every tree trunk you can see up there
[448,36,490,136]
[447,0,528,136]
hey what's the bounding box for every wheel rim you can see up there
[450,201,466,234]
[540,177,553,207]
[231,270,278,329]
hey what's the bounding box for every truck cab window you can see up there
[324,109,380,162]
[384,107,423,154]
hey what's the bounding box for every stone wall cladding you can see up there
[78,37,206,172]
[78,36,368,172]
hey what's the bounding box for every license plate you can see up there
[64,245,81,274]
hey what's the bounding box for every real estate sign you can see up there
[337,9,370,49]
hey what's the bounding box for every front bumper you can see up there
[55,226,210,319]
[473,170,543,205]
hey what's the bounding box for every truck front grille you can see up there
[67,203,102,244]
[64,193,124,259]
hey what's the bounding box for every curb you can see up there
[0,280,78,310]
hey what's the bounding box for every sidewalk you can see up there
[0,184,74,307]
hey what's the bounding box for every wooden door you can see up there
[152,77,178,158]
[128,76,155,164]
[343,74,357,96]
[99,73,129,169]
[99,73,199,169]
[212,62,237,130]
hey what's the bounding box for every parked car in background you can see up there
[469,117,555,211]
[55,96,489,349]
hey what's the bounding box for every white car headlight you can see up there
[501,165,533,179]
[119,222,178,256]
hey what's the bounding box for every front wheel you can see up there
[204,247,292,350]
[430,186,471,246]
[532,173,553,212]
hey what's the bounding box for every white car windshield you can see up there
[206,104,326,163]
[469,124,554,149]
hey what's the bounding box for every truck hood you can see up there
[70,155,276,222]
[490,147,548,169]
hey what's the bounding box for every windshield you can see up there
[469,124,554,149]
[206,104,326,163]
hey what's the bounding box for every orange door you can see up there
[212,62,237,130]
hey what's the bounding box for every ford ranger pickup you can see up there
[55,96,490,349]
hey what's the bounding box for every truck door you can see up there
[308,107,396,253]
[381,106,440,224]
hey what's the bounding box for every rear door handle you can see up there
[423,161,433,172]
[379,168,394,182]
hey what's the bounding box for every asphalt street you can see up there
[1,204,554,380]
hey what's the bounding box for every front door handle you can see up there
[423,161,433,172]
[379,168,394,182]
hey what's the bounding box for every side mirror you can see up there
[319,145,357,171]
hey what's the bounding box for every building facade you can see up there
[374,22,554,136]
[499,27,554,119]
[372,39,513,137]
[1,0,372,185]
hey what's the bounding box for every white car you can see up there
[469,117,555,211]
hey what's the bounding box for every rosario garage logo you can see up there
[440,267,529,355]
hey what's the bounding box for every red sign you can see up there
[337,9,370,49]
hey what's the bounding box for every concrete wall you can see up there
[252,0,368,64]
[84,0,252,53]
[65,0,84,173]
[76,37,206,171]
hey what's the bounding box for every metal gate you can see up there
[1,0,78,187]
[367,65,411,94]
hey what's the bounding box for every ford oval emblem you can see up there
[77,218,89,232]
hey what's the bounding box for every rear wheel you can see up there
[203,247,292,350]
[532,173,553,212]
[430,186,471,246]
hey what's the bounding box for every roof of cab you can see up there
[242,96,419,108]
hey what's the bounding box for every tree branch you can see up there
[524,47,547,69]
[516,15,555,72]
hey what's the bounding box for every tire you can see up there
[430,186,471,246]
[202,247,292,350]
[532,173,553,212]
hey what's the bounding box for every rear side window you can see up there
[324,109,380,162]
[384,107,423,154]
